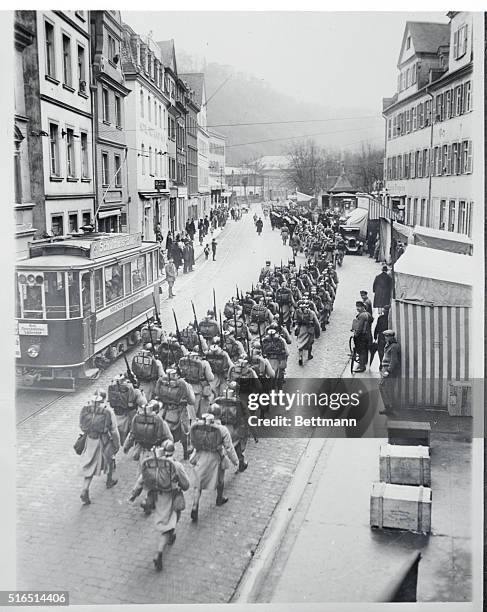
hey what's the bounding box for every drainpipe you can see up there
[425,86,435,227]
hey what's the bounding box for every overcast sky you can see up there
[123,11,449,111]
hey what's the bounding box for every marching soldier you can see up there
[155,368,196,460]
[249,340,275,380]
[79,391,120,504]
[158,333,188,370]
[189,408,239,522]
[205,337,233,400]
[259,260,272,282]
[214,384,249,473]
[241,292,256,324]
[178,347,214,419]
[262,327,289,387]
[179,323,208,353]
[129,440,190,572]
[275,281,295,332]
[249,297,273,338]
[228,355,259,386]
[308,287,327,331]
[223,328,246,363]
[107,373,145,445]
[131,344,164,400]
[123,399,173,514]
[294,299,321,366]
[198,310,220,343]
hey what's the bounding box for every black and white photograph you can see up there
[4,5,485,611]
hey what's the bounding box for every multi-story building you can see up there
[14,11,41,258]
[90,11,131,233]
[180,73,202,220]
[209,130,227,204]
[35,10,95,237]
[383,13,474,238]
[175,76,188,227]
[122,25,170,240]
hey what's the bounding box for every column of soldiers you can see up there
[76,211,345,572]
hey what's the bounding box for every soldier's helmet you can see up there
[144,343,153,351]
[267,328,277,337]
[251,340,261,351]
[166,368,178,380]
[187,323,194,330]
[208,404,222,419]
[162,439,175,456]
[147,399,162,413]
[207,309,214,317]
[202,412,215,424]
[191,345,200,354]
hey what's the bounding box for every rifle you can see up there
[146,315,156,354]
[233,298,238,338]
[124,354,138,388]
[172,309,182,344]
[236,285,240,303]
[219,311,224,347]
[152,294,162,327]
[191,301,204,355]
[213,288,217,320]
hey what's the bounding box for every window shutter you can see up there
[411,152,416,179]
[446,144,452,175]
[453,30,459,59]
[466,141,473,173]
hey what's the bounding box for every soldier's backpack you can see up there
[132,411,160,448]
[159,341,184,366]
[141,325,163,346]
[108,379,132,415]
[276,288,292,306]
[251,304,267,323]
[179,328,198,350]
[141,454,178,492]
[206,352,227,376]
[262,335,285,359]
[80,403,109,437]
[218,401,240,427]
[179,355,203,385]
[242,298,255,316]
[199,318,219,339]
[131,350,157,381]
[190,422,223,452]
[223,302,237,319]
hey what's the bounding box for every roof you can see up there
[179,73,204,106]
[156,39,177,72]
[394,245,473,286]
[404,21,450,56]
[413,225,473,245]
[329,173,358,193]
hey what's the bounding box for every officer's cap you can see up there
[383,329,395,337]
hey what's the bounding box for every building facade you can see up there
[14,11,40,258]
[209,130,227,204]
[122,26,170,241]
[383,13,474,238]
[36,10,95,237]
[90,11,131,233]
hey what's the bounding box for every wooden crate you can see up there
[387,420,431,447]
[370,482,432,534]
[447,381,472,417]
[379,444,431,487]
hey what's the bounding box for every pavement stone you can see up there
[16,204,382,604]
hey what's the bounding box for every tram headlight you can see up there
[27,274,36,286]
[27,344,40,359]
[18,274,27,284]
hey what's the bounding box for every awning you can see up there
[98,209,121,219]
[331,192,357,198]
[412,225,473,255]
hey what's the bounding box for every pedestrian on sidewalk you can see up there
[165,232,173,258]
[189,408,239,522]
[373,265,393,314]
[129,440,190,572]
[204,244,210,260]
[211,238,217,261]
[164,257,177,298]
[182,242,191,274]
[171,242,183,275]
[351,301,371,373]
[379,330,401,415]
[189,241,195,271]
[79,392,120,505]
[359,291,373,318]
[198,227,204,246]
[373,305,390,367]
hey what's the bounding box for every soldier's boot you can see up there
[238,457,248,473]
[153,552,163,572]
[298,351,303,366]
[308,347,313,360]
[167,529,176,545]
[216,484,228,506]
[182,437,189,461]
[190,504,199,522]
[80,490,91,505]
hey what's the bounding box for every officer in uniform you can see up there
[178,347,214,419]
[294,299,321,366]
[154,368,196,459]
[205,337,233,400]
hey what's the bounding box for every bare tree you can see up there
[344,142,384,193]
[285,140,330,195]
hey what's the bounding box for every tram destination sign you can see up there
[18,323,48,336]
[90,233,142,259]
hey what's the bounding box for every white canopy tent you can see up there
[412,225,473,255]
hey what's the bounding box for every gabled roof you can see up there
[399,21,450,66]
[179,73,205,106]
[156,39,177,73]
[329,173,358,193]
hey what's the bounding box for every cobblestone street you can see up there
[17,205,382,604]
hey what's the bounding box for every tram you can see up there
[15,231,164,391]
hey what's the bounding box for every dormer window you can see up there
[453,24,468,60]
[406,35,411,50]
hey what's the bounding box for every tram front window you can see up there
[132,255,146,291]
[44,272,67,319]
[68,270,80,318]
[18,274,44,319]
[104,263,123,304]
[94,269,104,309]
[81,272,91,316]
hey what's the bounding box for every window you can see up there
[454,25,468,60]
[405,109,411,133]
[425,100,431,126]
[454,85,463,116]
[102,88,110,122]
[45,272,67,319]
[412,198,418,225]
[457,201,467,234]
[62,34,72,86]
[102,152,109,185]
[148,95,151,122]
[420,199,426,226]
[123,263,131,296]
[45,21,55,78]
[432,147,439,176]
[463,81,472,112]
[445,89,452,118]
[415,150,421,178]
[51,214,64,236]
[82,211,91,226]
[448,200,456,232]
[66,128,75,177]
[132,255,146,291]
[147,252,154,284]
[80,132,89,179]
[115,95,122,127]
[114,154,122,186]
[411,106,417,130]
[141,144,146,175]
[49,123,60,176]
[140,89,144,117]
[422,149,429,177]
[108,35,116,62]
[68,270,80,318]
[406,35,411,50]
[411,63,417,84]
[94,268,104,309]
[104,264,123,304]
[149,146,153,175]
[19,276,43,319]
[439,200,447,230]
[452,142,460,175]
[418,102,424,129]
[77,45,86,90]
[68,212,78,232]
[441,144,448,175]
[461,140,472,174]
[404,151,410,178]
[387,119,391,140]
